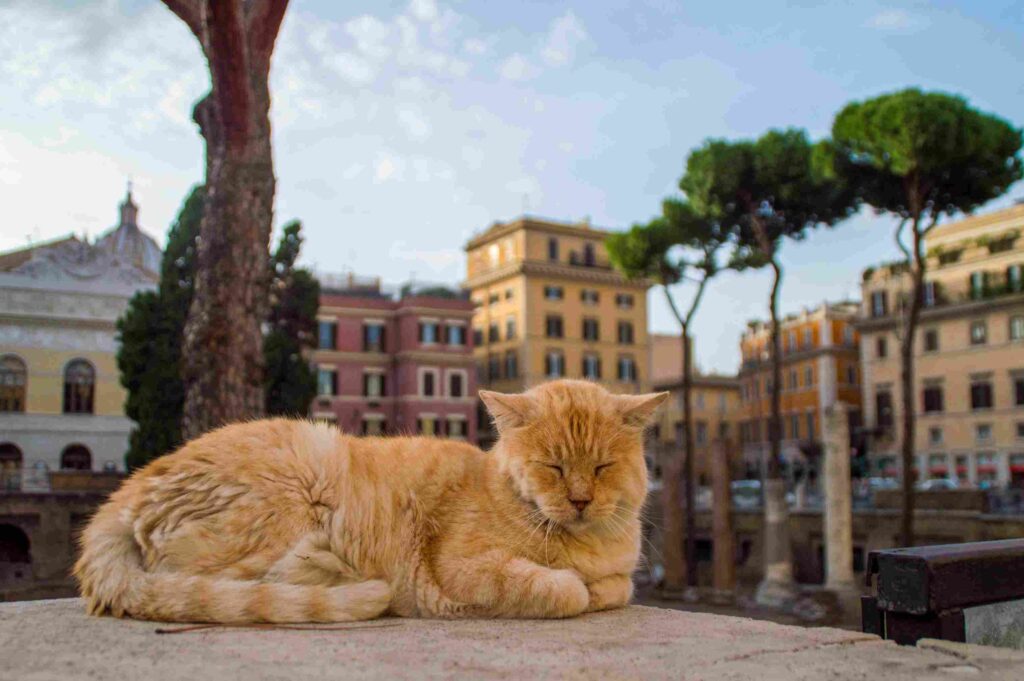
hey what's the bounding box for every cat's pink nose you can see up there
[570,498,591,513]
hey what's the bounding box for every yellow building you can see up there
[737,301,863,479]
[464,216,651,443]
[0,188,160,479]
[651,373,741,484]
[859,203,1024,488]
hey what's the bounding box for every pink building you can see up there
[311,275,477,444]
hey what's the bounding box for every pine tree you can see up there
[117,186,204,470]
[264,221,319,417]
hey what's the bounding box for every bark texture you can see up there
[162,0,289,440]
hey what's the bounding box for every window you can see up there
[870,291,888,318]
[922,385,944,413]
[615,293,634,309]
[417,415,439,436]
[543,285,564,300]
[804,366,814,387]
[977,452,998,485]
[63,359,95,414]
[806,412,815,440]
[617,321,635,345]
[976,423,993,442]
[363,371,385,398]
[971,379,993,410]
[361,416,386,436]
[1017,422,1024,439]
[363,323,386,352]
[488,293,499,305]
[473,327,483,346]
[488,354,501,380]
[548,237,559,262]
[843,325,855,345]
[545,351,565,378]
[447,324,466,346]
[876,390,893,429]
[545,315,564,338]
[581,289,599,305]
[1008,264,1023,293]
[0,355,26,412]
[419,320,441,345]
[449,372,464,398]
[696,392,705,409]
[421,370,437,397]
[923,329,939,353]
[970,320,987,346]
[786,331,796,352]
[846,365,857,385]
[802,328,812,348]
[504,351,518,379]
[317,368,337,396]
[583,243,596,267]
[696,421,708,445]
[790,414,800,440]
[1010,316,1024,342]
[1015,376,1024,406]
[876,336,888,359]
[923,281,937,308]
[969,271,987,300]
[617,356,637,382]
[786,370,796,390]
[60,445,92,471]
[488,323,500,343]
[447,416,466,439]
[582,354,601,380]
[929,427,943,445]
[582,318,600,341]
[317,321,337,350]
[505,288,514,300]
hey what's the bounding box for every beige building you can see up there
[737,301,863,479]
[464,216,651,443]
[0,188,160,480]
[651,373,742,484]
[859,203,1024,488]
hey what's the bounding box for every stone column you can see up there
[824,402,855,591]
[710,438,734,601]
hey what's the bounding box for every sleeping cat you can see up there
[74,379,667,622]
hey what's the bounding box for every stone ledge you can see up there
[1,599,1022,680]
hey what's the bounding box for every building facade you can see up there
[463,217,652,443]
[311,275,478,444]
[0,188,161,479]
[737,301,863,479]
[651,373,742,484]
[858,203,1024,488]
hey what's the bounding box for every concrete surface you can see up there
[2,599,1023,680]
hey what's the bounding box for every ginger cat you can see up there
[75,379,667,622]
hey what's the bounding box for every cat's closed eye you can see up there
[546,464,564,476]
[595,463,614,476]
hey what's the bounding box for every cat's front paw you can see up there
[585,574,633,612]
[540,568,589,617]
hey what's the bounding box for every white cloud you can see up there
[499,53,539,81]
[345,15,392,60]
[396,105,432,141]
[324,51,378,86]
[408,0,439,23]
[463,38,488,55]
[866,9,927,32]
[541,11,588,66]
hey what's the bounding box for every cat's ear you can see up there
[479,390,534,432]
[615,392,670,428]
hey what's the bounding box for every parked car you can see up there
[916,478,959,492]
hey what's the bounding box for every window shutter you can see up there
[331,371,338,396]
[418,323,424,343]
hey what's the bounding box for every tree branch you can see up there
[920,212,942,237]
[683,274,710,329]
[206,0,254,149]
[161,0,204,40]
[893,217,911,263]
[246,0,290,67]
[662,283,686,328]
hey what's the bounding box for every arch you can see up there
[0,443,22,491]
[0,354,27,412]
[0,524,30,563]
[63,358,95,414]
[60,444,92,471]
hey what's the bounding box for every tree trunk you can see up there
[898,216,926,547]
[681,329,697,587]
[161,0,289,440]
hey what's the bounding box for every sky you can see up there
[0,0,1022,374]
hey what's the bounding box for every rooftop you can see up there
[464,214,613,251]
[4,599,1022,680]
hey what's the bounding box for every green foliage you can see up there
[680,129,856,265]
[264,221,320,417]
[117,186,204,470]
[832,88,1023,220]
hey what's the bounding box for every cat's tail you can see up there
[73,501,392,623]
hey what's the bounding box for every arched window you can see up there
[0,443,22,491]
[63,359,95,414]
[0,524,31,564]
[60,444,92,471]
[0,355,26,412]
